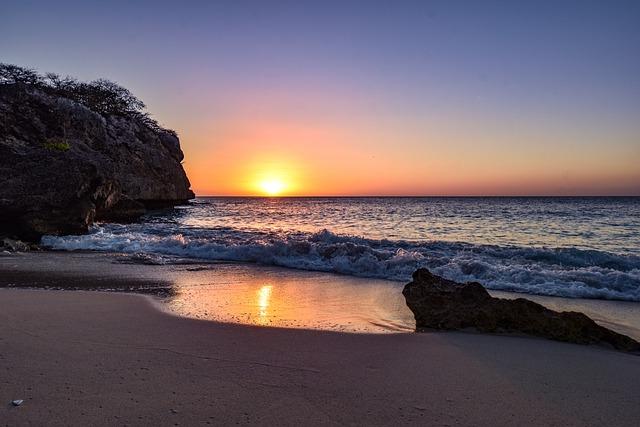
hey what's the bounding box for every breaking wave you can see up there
[41,224,640,301]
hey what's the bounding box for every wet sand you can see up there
[2,251,640,338]
[1,253,640,425]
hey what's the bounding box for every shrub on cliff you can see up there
[0,63,42,85]
[43,138,71,152]
[0,63,176,136]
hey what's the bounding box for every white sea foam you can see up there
[41,225,640,302]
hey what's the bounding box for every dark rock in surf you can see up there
[1,237,32,252]
[402,268,640,352]
[0,82,194,241]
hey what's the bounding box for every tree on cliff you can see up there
[0,64,42,85]
[0,63,175,136]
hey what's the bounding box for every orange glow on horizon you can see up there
[178,111,640,197]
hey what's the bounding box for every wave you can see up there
[41,225,640,302]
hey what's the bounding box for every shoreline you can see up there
[2,251,640,338]
[3,249,640,340]
[2,287,640,426]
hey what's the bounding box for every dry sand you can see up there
[1,288,639,426]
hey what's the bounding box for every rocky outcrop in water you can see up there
[402,268,640,352]
[1,237,32,252]
[0,78,194,241]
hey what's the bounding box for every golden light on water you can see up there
[257,284,273,323]
[167,268,416,332]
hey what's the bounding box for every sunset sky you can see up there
[3,0,639,196]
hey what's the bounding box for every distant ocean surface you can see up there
[42,197,640,302]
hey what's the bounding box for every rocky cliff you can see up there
[0,83,194,241]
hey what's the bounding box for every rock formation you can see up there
[0,82,194,241]
[403,268,640,352]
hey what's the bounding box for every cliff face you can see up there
[0,83,194,240]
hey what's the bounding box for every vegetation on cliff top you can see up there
[0,63,175,136]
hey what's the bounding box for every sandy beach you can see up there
[4,2,640,425]
[1,285,640,426]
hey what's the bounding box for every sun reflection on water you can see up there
[166,265,416,332]
[257,285,273,324]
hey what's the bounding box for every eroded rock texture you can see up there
[403,268,640,352]
[0,83,194,240]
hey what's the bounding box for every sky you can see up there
[2,0,639,196]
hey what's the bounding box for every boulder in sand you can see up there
[402,268,640,352]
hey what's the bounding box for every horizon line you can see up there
[193,194,640,198]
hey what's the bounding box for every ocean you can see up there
[42,197,640,302]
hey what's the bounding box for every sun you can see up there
[259,178,286,196]
[250,158,298,196]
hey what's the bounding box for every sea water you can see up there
[42,197,640,302]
